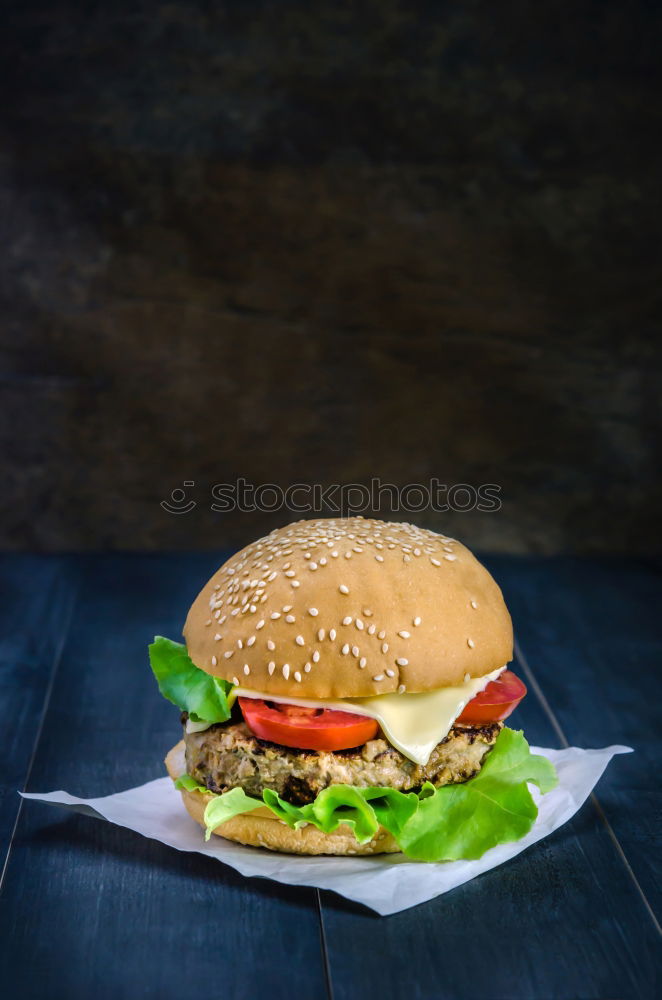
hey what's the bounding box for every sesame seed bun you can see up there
[165,740,399,855]
[184,517,512,699]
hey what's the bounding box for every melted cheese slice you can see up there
[227,666,506,766]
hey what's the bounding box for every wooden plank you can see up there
[0,553,328,1000]
[0,554,78,860]
[493,555,662,924]
[320,559,660,1000]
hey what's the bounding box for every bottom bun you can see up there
[165,740,400,856]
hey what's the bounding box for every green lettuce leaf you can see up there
[397,726,558,861]
[203,787,265,839]
[174,774,214,794]
[263,784,401,844]
[172,728,557,860]
[149,636,233,723]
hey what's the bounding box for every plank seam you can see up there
[514,637,662,939]
[316,889,335,1000]
[0,562,79,895]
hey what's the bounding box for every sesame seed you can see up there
[284,570,295,578]
[312,650,320,663]
[224,650,234,659]
[464,672,471,682]
[285,614,295,623]
[373,674,384,682]
[309,608,319,616]
[331,550,338,558]
[329,628,337,640]
[317,628,326,641]
[386,669,395,677]
[430,558,441,567]
[342,616,353,626]
[444,554,457,562]
[381,642,389,653]
[413,616,421,626]
[319,557,327,565]
[341,644,350,655]
[205,619,212,626]
[403,554,411,563]
[344,552,352,559]
[398,684,406,694]
[339,584,350,594]
[367,624,376,635]
[256,619,265,629]
[247,636,256,646]
[249,604,256,613]
[295,635,305,646]
[471,600,478,609]
[211,655,217,666]
[232,676,239,685]
[237,639,243,649]
[267,571,278,581]
[356,619,364,630]
[467,638,475,648]
[363,608,373,616]
[267,639,275,651]
[352,645,359,657]
[291,580,300,588]
[378,630,386,640]
[396,657,408,666]
[398,630,410,639]
[271,612,280,620]
[243,664,250,675]
[268,662,275,675]
[375,555,384,563]
[214,633,222,641]
[282,664,290,679]
[294,671,302,683]
[283,605,292,612]
[304,663,312,673]
[359,657,367,668]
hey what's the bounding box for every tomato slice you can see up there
[455,669,527,724]
[238,697,379,751]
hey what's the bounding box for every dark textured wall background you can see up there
[1,1,661,553]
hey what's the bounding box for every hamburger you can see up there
[150,518,557,859]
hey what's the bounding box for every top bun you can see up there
[183,518,512,699]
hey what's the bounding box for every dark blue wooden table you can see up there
[0,553,660,999]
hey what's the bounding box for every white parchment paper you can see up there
[20,744,631,915]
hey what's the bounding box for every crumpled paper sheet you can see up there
[21,744,631,915]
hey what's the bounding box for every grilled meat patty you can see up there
[183,718,502,805]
